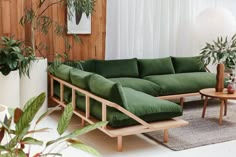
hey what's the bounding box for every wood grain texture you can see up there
[35,0,107,61]
[0,0,106,61]
[0,0,25,39]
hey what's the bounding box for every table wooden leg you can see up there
[202,96,208,118]
[201,95,204,100]
[219,100,224,125]
[224,100,227,116]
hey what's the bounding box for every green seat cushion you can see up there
[54,64,73,82]
[76,88,182,128]
[88,74,127,108]
[53,81,72,102]
[79,59,95,72]
[171,56,206,73]
[70,68,93,90]
[138,57,175,77]
[109,77,161,96]
[144,72,216,95]
[95,58,139,78]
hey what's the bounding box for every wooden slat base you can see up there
[49,74,189,151]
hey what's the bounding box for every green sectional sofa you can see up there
[50,56,216,151]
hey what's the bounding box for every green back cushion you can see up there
[79,59,95,72]
[138,57,175,77]
[144,72,216,95]
[54,64,73,82]
[109,77,161,96]
[70,68,93,90]
[88,74,127,108]
[95,58,139,78]
[171,56,206,73]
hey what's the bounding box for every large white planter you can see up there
[0,70,20,108]
[20,58,48,117]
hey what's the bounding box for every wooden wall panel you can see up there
[0,0,106,61]
[34,0,107,61]
[0,0,25,40]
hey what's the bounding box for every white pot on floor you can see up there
[0,70,20,108]
[20,58,48,117]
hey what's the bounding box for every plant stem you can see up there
[31,18,36,55]
[37,0,65,20]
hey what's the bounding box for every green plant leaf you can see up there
[46,121,107,147]
[21,137,43,146]
[27,128,50,134]
[23,96,36,111]
[71,143,101,157]
[42,153,62,156]
[17,149,27,157]
[5,125,30,149]
[0,145,6,151]
[15,93,46,134]
[57,103,74,135]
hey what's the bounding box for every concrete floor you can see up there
[33,106,236,157]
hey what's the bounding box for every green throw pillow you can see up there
[88,74,128,108]
[171,56,206,73]
[138,57,175,77]
[54,64,73,82]
[95,58,139,78]
[70,68,93,90]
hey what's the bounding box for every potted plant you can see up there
[0,92,107,156]
[19,0,96,113]
[200,34,236,92]
[0,36,35,108]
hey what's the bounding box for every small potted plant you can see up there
[0,36,35,108]
[200,34,236,92]
[0,92,107,156]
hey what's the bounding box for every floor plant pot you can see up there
[0,70,20,108]
[20,58,48,117]
[215,63,225,92]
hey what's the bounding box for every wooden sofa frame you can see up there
[158,93,203,107]
[49,74,188,151]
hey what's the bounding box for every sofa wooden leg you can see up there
[180,97,184,108]
[81,119,85,127]
[163,129,169,143]
[117,136,123,152]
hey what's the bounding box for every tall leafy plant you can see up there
[0,36,35,77]
[200,34,236,69]
[0,92,107,157]
[20,0,96,56]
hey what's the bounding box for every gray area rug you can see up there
[143,99,236,151]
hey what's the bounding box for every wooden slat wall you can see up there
[0,0,106,61]
[0,0,25,40]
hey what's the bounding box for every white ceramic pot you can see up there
[0,70,20,108]
[20,58,48,117]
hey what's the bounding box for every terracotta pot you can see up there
[215,63,225,92]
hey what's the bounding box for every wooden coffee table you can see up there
[199,88,236,125]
